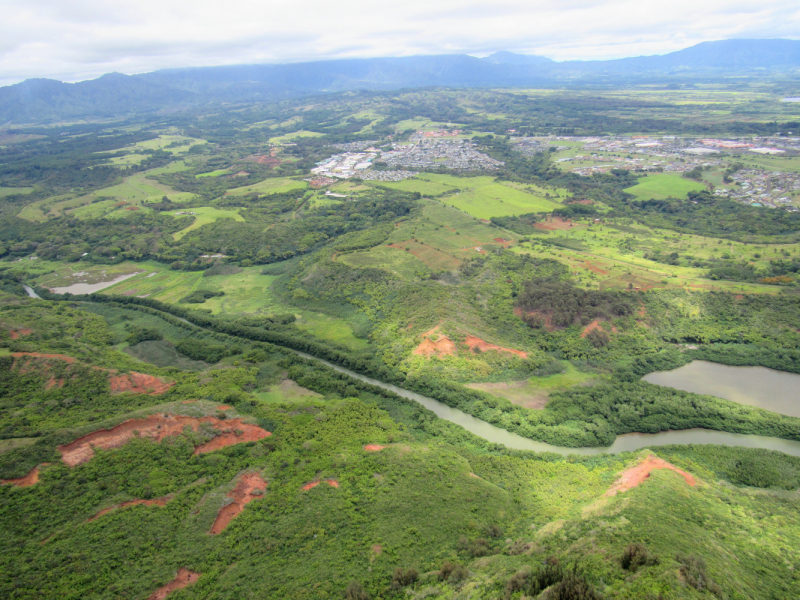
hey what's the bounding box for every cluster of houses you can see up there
[715,168,800,211]
[381,139,504,171]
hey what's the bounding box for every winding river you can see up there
[297,352,800,457]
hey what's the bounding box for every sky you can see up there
[2,0,799,86]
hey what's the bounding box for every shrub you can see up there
[391,567,419,590]
[620,543,658,571]
[345,580,369,600]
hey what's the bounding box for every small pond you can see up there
[644,360,800,418]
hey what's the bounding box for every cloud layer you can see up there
[2,0,799,85]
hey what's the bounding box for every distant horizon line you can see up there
[5,36,799,88]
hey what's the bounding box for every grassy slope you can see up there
[625,173,708,200]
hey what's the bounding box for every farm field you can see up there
[167,207,244,240]
[224,176,307,196]
[0,186,33,197]
[625,172,708,200]
[374,174,565,219]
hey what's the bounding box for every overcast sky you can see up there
[2,0,798,86]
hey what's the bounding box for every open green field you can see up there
[295,312,370,350]
[224,176,307,196]
[338,245,431,279]
[254,379,322,403]
[376,174,564,219]
[167,207,244,240]
[467,363,601,409]
[0,186,34,197]
[625,172,709,200]
[269,130,325,144]
[18,168,198,221]
[196,169,231,178]
[426,174,564,219]
[98,263,205,304]
[197,268,292,315]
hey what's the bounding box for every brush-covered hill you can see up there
[2,290,800,599]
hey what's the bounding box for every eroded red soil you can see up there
[59,415,271,466]
[580,320,616,339]
[9,328,32,339]
[534,217,575,231]
[147,569,201,600]
[11,353,173,395]
[1,466,40,487]
[465,335,527,358]
[581,261,609,275]
[606,455,696,496]
[108,372,173,395]
[413,326,456,357]
[89,497,169,521]
[209,473,267,534]
[364,444,386,452]
[302,479,339,491]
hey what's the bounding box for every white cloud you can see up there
[1,0,798,85]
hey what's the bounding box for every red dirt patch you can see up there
[210,473,267,534]
[1,466,40,487]
[534,217,575,231]
[216,405,233,411]
[12,353,173,395]
[58,415,271,467]
[302,479,339,491]
[89,497,169,522]
[9,328,32,339]
[250,155,282,166]
[147,568,201,600]
[413,326,457,357]
[465,335,527,358]
[108,372,173,395]
[606,455,696,497]
[468,472,480,479]
[364,444,386,452]
[124,206,140,211]
[581,261,609,275]
[580,319,617,339]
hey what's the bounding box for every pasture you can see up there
[374,174,564,219]
[224,176,307,196]
[166,207,244,240]
[625,172,708,200]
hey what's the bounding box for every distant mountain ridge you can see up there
[2,39,799,124]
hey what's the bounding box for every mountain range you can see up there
[2,38,799,125]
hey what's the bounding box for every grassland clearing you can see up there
[19,167,198,221]
[254,379,322,404]
[167,207,244,240]
[295,312,370,350]
[421,174,564,219]
[198,268,294,315]
[224,176,307,196]
[625,172,708,200]
[269,130,325,144]
[0,187,34,197]
[466,363,601,409]
[101,264,205,303]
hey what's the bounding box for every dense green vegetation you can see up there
[2,86,800,599]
